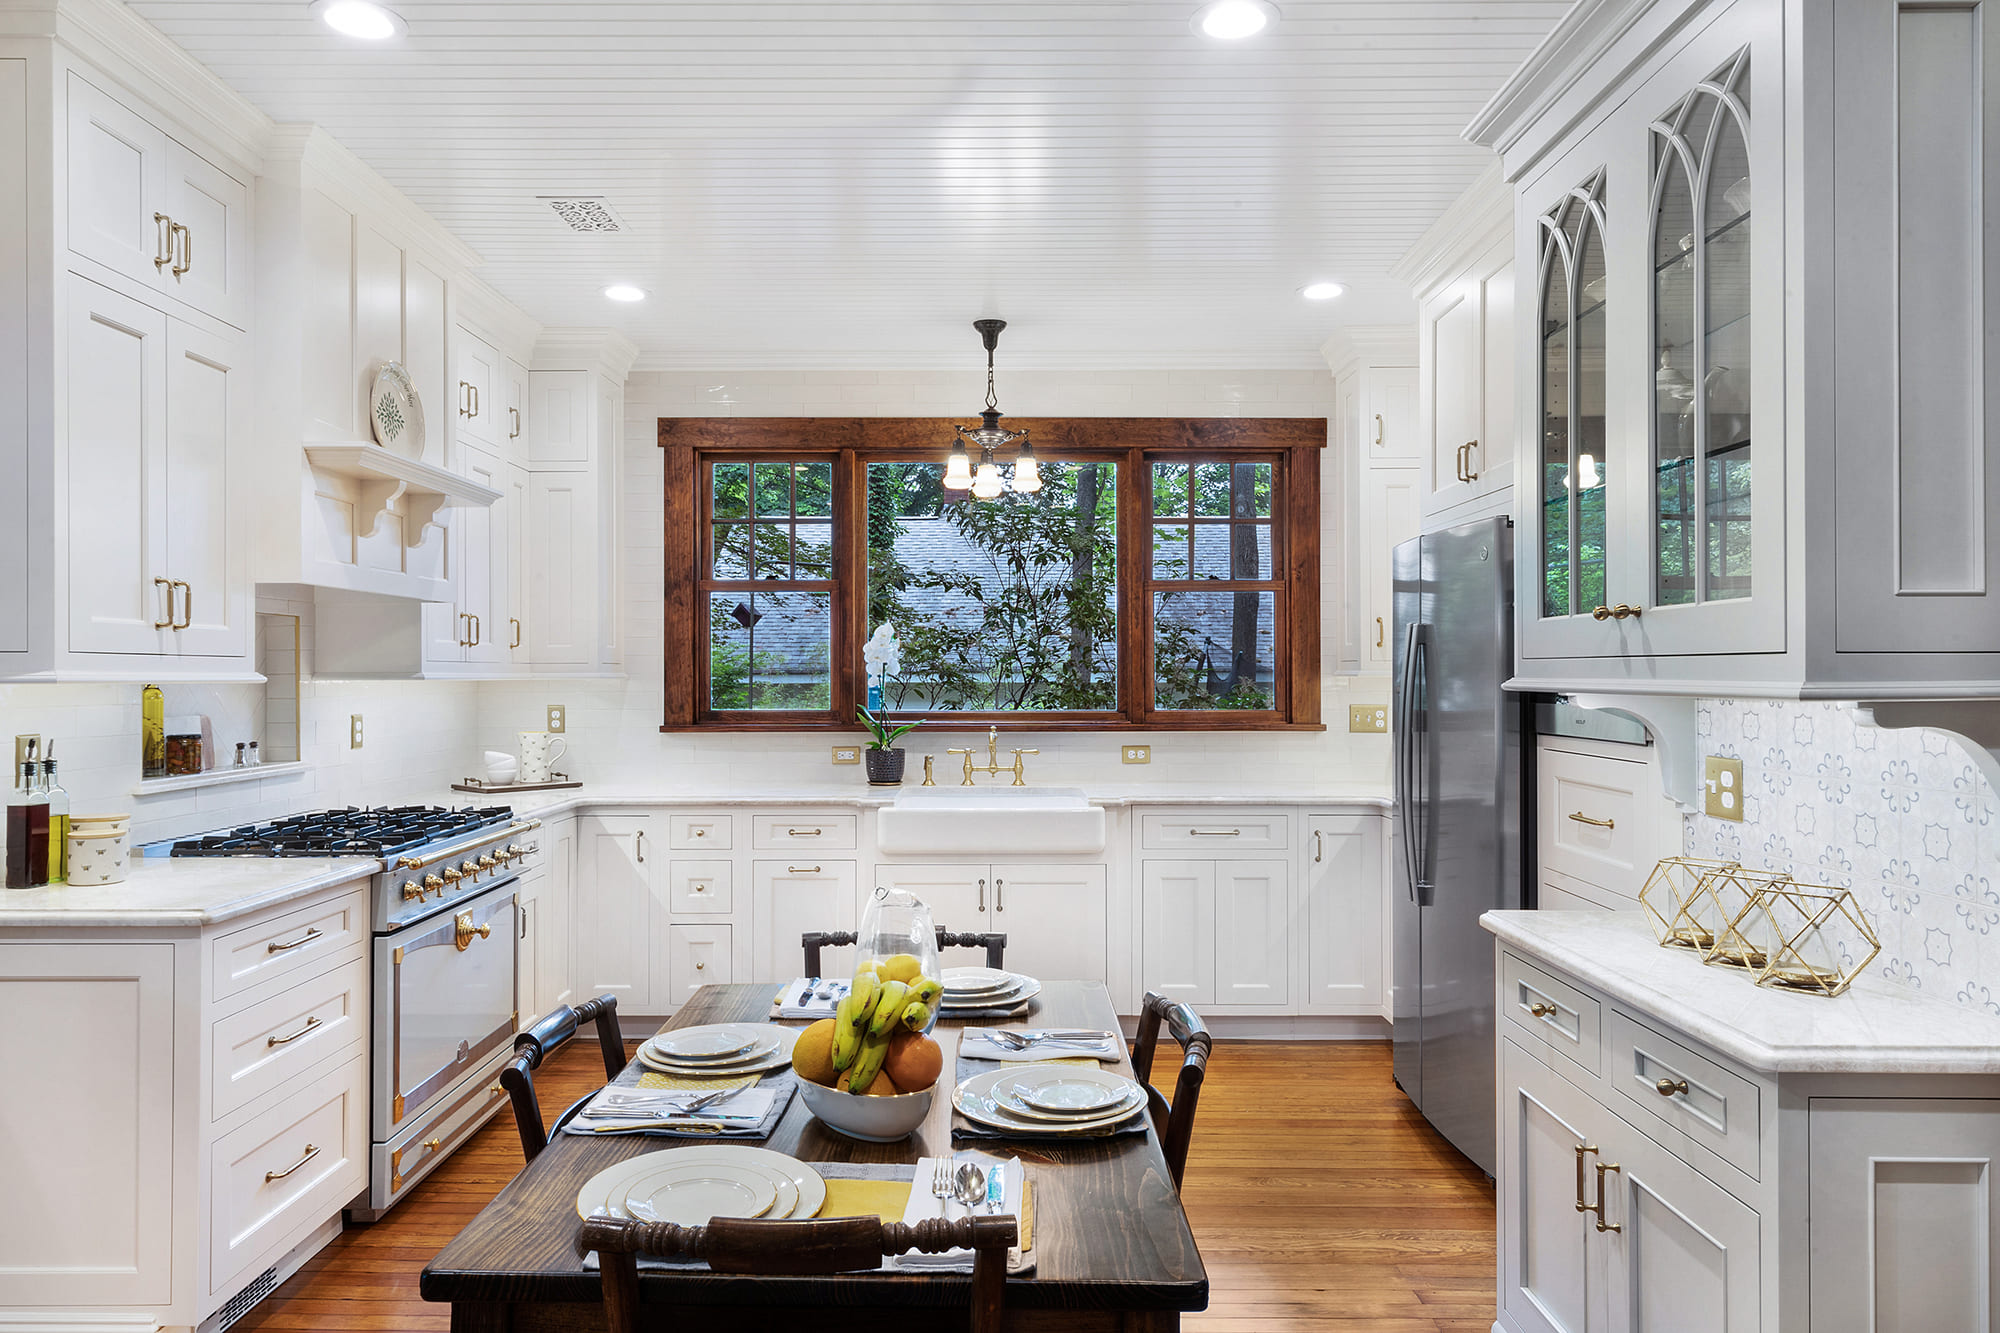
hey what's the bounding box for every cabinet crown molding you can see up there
[263,124,485,274]
[457,273,543,358]
[1319,325,1417,376]
[533,328,642,380]
[1390,162,1513,298]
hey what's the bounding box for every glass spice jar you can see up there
[165,733,202,777]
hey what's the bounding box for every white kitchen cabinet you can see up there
[752,860,858,984]
[65,273,246,663]
[1360,466,1418,670]
[572,815,656,1011]
[1139,808,1294,1009]
[455,325,501,452]
[1327,329,1421,676]
[1498,1036,1596,1333]
[1213,861,1288,1005]
[523,356,630,676]
[545,818,576,1011]
[661,924,733,1005]
[504,357,529,455]
[515,874,541,1029]
[1365,365,1419,466]
[64,73,249,330]
[1410,205,1515,526]
[1304,814,1384,1012]
[871,862,1110,986]
[1140,860,1216,1007]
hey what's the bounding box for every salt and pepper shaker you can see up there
[234,742,247,768]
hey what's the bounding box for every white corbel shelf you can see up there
[303,444,500,548]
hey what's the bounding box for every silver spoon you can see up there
[954,1162,987,1215]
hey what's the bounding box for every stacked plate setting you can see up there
[938,966,1043,1013]
[953,1065,1146,1135]
[574,1145,828,1224]
[636,1022,798,1077]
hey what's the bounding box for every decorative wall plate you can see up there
[368,361,425,458]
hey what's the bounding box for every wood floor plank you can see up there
[229,1038,1496,1331]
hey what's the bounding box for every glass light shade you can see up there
[971,455,1005,499]
[943,443,974,490]
[1012,449,1042,493]
[312,0,405,39]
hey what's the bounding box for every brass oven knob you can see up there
[505,844,522,858]
[477,854,498,870]
[424,872,445,897]
[440,867,462,886]
[460,860,480,880]
[401,880,423,901]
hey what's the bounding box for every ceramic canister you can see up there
[517,731,568,784]
[67,828,129,885]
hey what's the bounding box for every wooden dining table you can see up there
[422,980,1208,1331]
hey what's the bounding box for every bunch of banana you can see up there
[828,961,941,1087]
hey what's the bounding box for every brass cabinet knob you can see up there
[1529,1001,1556,1018]
[1655,1077,1690,1097]
[401,880,424,901]
[422,1137,442,1152]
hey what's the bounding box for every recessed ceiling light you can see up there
[1192,0,1278,41]
[1300,281,1345,301]
[603,284,648,303]
[309,0,405,40]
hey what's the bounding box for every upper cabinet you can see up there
[1325,328,1422,675]
[1470,0,2000,702]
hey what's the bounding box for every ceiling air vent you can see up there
[539,196,625,233]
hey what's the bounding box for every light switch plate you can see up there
[349,714,364,749]
[1122,745,1151,765]
[546,704,566,734]
[1704,755,1745,821]
[1349,705,1389,733]
[831,745,862,765]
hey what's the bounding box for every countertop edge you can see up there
[0,858,380,929]
[1483,910,2000,1076]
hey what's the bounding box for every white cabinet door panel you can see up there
[159,138,249,329]
[528,472,592,666]
[514,876,542,1029]
[753,861,858,984]
[1499,1038,1598,1333]
[547,821,576,1011]
[1430,288,1481,505]
[1141,860,1215,1006]
[1364,467,1419,668]
[1367,365,1420,465]
[66,276,168,655]
[662,924,733,1006]
[456,327,499,450]
[164,320,244,657]
[1601,1112,1761,1333]
[994,864,1109,987]
[872,864,987,938]
[1305,815,1383,1011]
[1214,860,1289,1005]
[572,816,654,1011]
[459,449,502,667]
[65,73,167,290]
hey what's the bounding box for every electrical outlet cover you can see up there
[1349,705,1389,733]
[1122,745,1151,764]
[1703,755,1745,821]
[547,704,566,734]
[349,715,364,749]
[831,746,861,765]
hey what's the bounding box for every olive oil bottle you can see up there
[141,684,166,778]
[41,747,68,884]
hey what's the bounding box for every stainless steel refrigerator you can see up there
[1391,515,1531,1177]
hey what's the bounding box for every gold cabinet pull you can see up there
[1462,440,1480,482]
[1655,1076,1690,1097]
[1529,1001,1555,1018]
[266,1015,322,1047]
[787,865,822,875]
[459,381,473,418]
[469,614,480,646]
[1574,1144,1591,1210]
[510,617,522,649]
[1568,811,1615,829]
[454,910,492,951]
[264,1143,320,1183]
[1592,1160,1622,1232]
[171,580,191,630]
[1373,413,1384,447]
[1189,828,1242,837]
[153,212,174,269]
[787,827,823,837]
[509,406,521,438]
[153,577,175,629]
[1375,616,1385,648]
[171,221,191,279]
[266,926,322,954]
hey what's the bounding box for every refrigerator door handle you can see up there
[1409,625,1436,907]
[1396,621,1425,902]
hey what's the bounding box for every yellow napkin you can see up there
[635,1070,763,1092]
[816,1178,912,1223]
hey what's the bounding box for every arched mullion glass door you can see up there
[1537,169,1609,621]
[1652,48,1753,609]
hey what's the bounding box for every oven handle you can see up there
[391,820,541,872]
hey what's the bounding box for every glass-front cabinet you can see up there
[1513,1,1785,670]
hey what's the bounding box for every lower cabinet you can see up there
[752,860,857,982]
[1140,858,1290,1007]
[871,862,1110,986]
[1304,814,1384,1011]
[572,814,654,1010]
[515,866,545,1029]
[660,923,733,1005]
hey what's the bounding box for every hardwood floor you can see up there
[235,1040,1494,1333]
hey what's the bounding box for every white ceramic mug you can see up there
[518,731,568,784]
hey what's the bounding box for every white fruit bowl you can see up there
[797,1078,935,1142]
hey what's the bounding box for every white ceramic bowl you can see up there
[796,1077,935,1143]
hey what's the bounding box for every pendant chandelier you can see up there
[945,318,1040,498]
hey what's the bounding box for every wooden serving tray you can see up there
[451,777,583,794]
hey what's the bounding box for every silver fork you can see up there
[984,1029,1105,1051]
[931,1157,956,1215]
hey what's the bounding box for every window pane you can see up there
[752,524,790,580]
[712,522,750,579]
[1152,463,1188,517]
[866,459,1118,712]
[708,591,831,711]
[712,463,750,521]
[1248,462,1274,518]
[1153,522,1190,579]
[1190,523,1272,580]
[1193,463,1233,517]
[794,522,834,579]
[754,462,792,516]
[1153,591,1277,711]
[794,461,833,518]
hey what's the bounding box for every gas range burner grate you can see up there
[168,805,513,858]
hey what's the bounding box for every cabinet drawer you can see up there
[668,860,732,914]
[211,885,368,1003]
[1538,747,1646,891]
[665,924,732,1003]
[1140,811,1289,851]
[668,813,732,850]
[211,950,367,1121]
[374,1045,510,1211]
[208,1047,368,1298]
[752,814,857,850]
[1500,951,1601,1078]
[1609,1008,1762,1180]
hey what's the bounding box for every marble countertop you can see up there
[1484,909,2000,1075]
[0,856,380,929]
[472,783,1393,821]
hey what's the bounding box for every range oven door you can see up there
[373,880,518,1137]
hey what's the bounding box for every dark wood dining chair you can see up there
[799,927,1008,976]
[1129,989,1213,1190]
[500,993,625,1162]
[577,1213,1017,1333]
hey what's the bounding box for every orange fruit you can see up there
[792,1018,840,1086]
[883,1031,942,1092]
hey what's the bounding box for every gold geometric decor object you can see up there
[1639,857,1743,950]
[1693,865,1795,970]
[1727,879,1882,998]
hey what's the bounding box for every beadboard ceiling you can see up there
[125,1,1567,368]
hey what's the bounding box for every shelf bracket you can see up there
[1561,692,1702,810]
[394,490,451,544]
[1856,701,2000,796]
[353,476,410,541]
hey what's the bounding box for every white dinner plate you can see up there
[620,1159,778,1225]
[938,976,1042,1010]
[636,1047,793,1079]
[1001,1065,1138,1114]
[998,1085,1147,1124]
[953,1074,1144,1135]
[941,966,1017,995]
[367,360,425,458]
[651,1025,768,1060]
[575,1146,827,1222]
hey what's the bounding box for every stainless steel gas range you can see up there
[148,805,542,1217]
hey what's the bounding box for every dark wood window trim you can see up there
[659,417,1326,733]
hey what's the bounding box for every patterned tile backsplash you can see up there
[1686,699,2000,1011]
